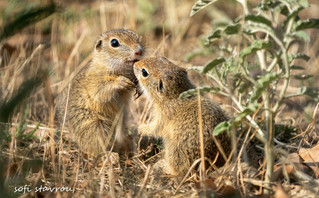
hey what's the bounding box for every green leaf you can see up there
[279,4,290,17]
[0,4,57,42]
[244,21,275,36]
[282,7,303,29]
[207,29,222,40]
[302,87,319,101]
[239,40,272,63]
[296,18,319,31]
[293,74,313,80]
[245,15,272,27]
[207,23,241,43]
[238,81,253,93]
[213,121,230,136]
[290,65,304,70]
[234,103,259,123]
[250,73,280,102]
[16,105,30,137]
[288,53,310,62]
[213,102,260,136]
[224,23,241,35]
[257,0,283,11]
[23,121,40,140]
[285,86,311,98]
[179,86,214,99]
[184,49,205,62]
[299,0,309,8]
[202,57,225,73]
[286,86,319,101]
[190,0,218,17]
[286,31,310,42]
[189,66,204,73]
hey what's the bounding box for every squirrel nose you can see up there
[135,47,143,56]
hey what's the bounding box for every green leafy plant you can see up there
[14,105,40,141]
[188,0,319,193]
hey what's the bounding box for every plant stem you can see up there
[257,42,275,194]
[209,74,267,144]
[237,0,249,15]
[262,90,274,194]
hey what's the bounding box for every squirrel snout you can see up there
[134,46,144,56]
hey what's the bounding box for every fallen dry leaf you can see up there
[194,178,217,191]
[274,184,290,198]
[299,143,319,178]
[194,178,237,197]
[219,184,236,196]
[273,153,309,181]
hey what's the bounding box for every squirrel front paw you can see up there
[117,76,135,90]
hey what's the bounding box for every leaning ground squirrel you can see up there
[55,29,145,156]
[134,56,231,177]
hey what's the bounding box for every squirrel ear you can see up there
[95,39,102,50]
[156,79,165,94]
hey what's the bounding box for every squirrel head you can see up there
[92,29,145,82]
[134,56,194,101]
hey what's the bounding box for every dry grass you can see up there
[1,0,319,197]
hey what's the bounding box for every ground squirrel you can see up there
[55,29,145,156]
[134,56,231,177]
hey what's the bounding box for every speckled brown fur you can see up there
[134,56,231,177]
[55,29,145,156]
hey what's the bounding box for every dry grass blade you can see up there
[139,100,152,127]
[197,88,206,184]
[161,6,166,57]
[294,102,319,140]
[44,74,56,172]
[65,30,88,76]
[58,83,70,174]
[56,53,92,94]
[152,35,169,56]
[174,158,205,195]
[99,166,106,196]
[107,107,125,153]
[137,165,152,197]
[109,164,116,198]
[17,44,45,75]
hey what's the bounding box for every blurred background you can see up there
[1,0,318,124]
[1,0,319,124]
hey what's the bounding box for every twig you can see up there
[65,30,88,76]
[137,165,152,197]
[174,158,202,195]
[161,0,165,56]
[44,75,56,172]
[108,164,116,198]
[99,166,106,196]
[153,35,169,56]
[58,83,70,178]
[197,88,207,188]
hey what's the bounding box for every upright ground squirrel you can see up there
[55,29,145,156]
[134,56,231,177]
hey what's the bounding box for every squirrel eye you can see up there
[141,68,149,77]
[110,39,120,47]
